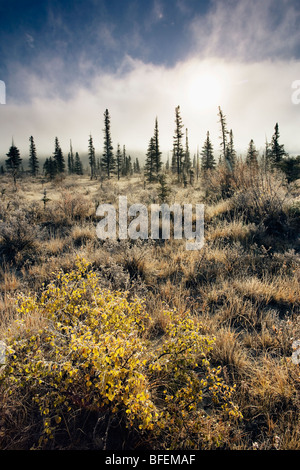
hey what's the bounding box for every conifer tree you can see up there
[184,128,192,174]
[126,155,132,175]
[279,155,300,183]
[5,139,22,185]
[166,154,170,171]
[201,131,215,172]
[144,137,156,183]
[218,106,229,164]
[43,157,57,180]
[121,145,127,176]
[173,105,185,181]
[133,157,140,174]
[67,154,73,174]
[101,109,115,179]
[145,117,162,181]
[226,129,236,171]
[157,173,171,203]
[88,134,96,179]
[68,140,74,174]
[246,139,259,168]
[28,136,39,176]
[136,157,140,173]
[53,137,65,173]
[74,152,83,175]
[196,147,200,181]
[171,143,177,174]
[153,117,162,175]
[270,123,286,167]
[96,157,102,179]
[116,143,122,180]
[263,137,272,171]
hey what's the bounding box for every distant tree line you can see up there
[1,106,300,186]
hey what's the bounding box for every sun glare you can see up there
[187,74,222,109]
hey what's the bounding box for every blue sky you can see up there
[1,0,300,158]
[0,0,209,101]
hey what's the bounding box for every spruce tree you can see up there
[121,145,127,176]
[68,140,74,174]
[5,140,22,185]
[171,143,177,174]
[135,157,140,173]
[184,128,192,174]
[270,123,286,167]
[116,143,122,180]
[201,131,215,172]
[101,109,115,179]
[133,157,140,174]
[88,134,96,179]
[126,155,132,175]
[74,152,83,175]
[279,155,300,183]
[144,117,162,181]
[196,147,200,181]
[246,139,259,168]
[226,129,236,171]
[67,153,72,174]
[263,138,272,171]
[53,137,65,173]
[157,173,171,203]
[166,154,170,171]
[43,157,57,180]
[153,117,162,175]
[144,137,155,183]
[173,105,184,181]
[218,106,229,164]
[28,136,39,176]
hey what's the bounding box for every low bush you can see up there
[0,258,242,450]
[0,211,43,264]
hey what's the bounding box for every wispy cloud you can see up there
[190,0,300,61]
[1,0,300,161]
[1,55,300,160]
[25,33,35,48]
[153,0,164,21]
[96,23,119,51]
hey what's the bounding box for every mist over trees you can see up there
[1,104,300,186]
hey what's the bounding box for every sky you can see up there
[1,0,300,163]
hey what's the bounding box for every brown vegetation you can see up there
[0,163,299,450]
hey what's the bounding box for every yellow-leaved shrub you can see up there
[0,258,242,449]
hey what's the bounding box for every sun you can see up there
[187,73,222,109]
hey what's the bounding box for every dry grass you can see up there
[0,169,299,450]
[206,219,256,243]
